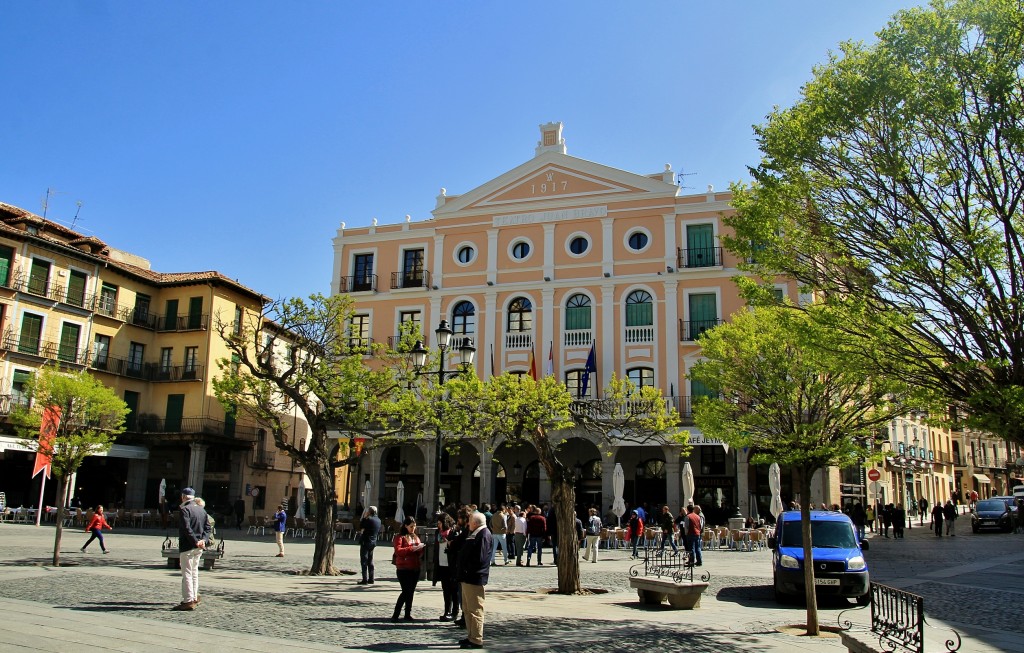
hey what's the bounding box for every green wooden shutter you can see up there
[19,313,42,354]
[686,224,715,267]
[58,323,81,362]
[29,259,50,295]
[626,301,653,326]
[123,390,140,431]
[164,299,179,330]
[188,297,203,329]
[565,306,591,330]
[0,246,13,287]
[165,394,185,432]
[66,270,87,306]
[691,378,715,400]
[688,294,717,339]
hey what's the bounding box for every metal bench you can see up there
[161,537,226,570]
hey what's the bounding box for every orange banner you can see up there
[32,406,61,479]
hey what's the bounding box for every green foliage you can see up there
[691,306,912,471]
[726,0,1024,443]
[13,367,128,477]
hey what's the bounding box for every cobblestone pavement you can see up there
[1,521,1021,651]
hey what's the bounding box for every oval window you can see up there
[569,236,589,255]
[628,231,649,251]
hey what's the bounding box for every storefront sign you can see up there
[687,434,729,450]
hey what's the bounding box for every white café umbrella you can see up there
[612,463,626,527]
[158,478,166,505]
[363,479,372,512]
[769,462,784,519]
[395,480,406,523]
[681,462,695,508]
[296,475,309,519]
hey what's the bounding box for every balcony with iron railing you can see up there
[126,414,261,441]
[252,450,276,469]
[9,271,92,309]
[390,269,431,290]
[679,318,722,342]
[90,354,203,382]
[339,274,378,293]
[568,395,695,422]
[1,331,90,365]
[155,313,209,332]
[677,246,723,269]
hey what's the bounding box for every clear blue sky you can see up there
[0,2,923,300]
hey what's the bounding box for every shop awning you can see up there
[0,436,147,459]
[973,473,991,484]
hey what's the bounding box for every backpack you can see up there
[586,516,601,536]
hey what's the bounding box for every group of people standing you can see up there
[871,499,960,538]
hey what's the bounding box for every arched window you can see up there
[507,297,533,332]
[627,367,655,389]
[565,294,592,331]
[452,301,476,336]
[625,290,653,327]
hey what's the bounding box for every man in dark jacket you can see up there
[358,506,382,585]
[456,511,491,650]
[175,487,211,610]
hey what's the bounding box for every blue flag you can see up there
[580,341,597,397]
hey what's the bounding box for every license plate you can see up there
[982,520,994,525]
[814,578,840,586]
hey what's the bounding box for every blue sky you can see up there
[0,2,923,300]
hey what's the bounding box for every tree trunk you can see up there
[305,460,337,575]
[800,471,820,635]
[52,476,67,567]
[552,478,581,594]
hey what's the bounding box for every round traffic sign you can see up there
[251,487,261,497]
[867,468,881,482]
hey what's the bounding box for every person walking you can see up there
[893,504,906,539]
[174,488,210,611]
[436,513,459,622]
[683,505,703,566]
[882,503,893,538]
[273,504,287,557]
[657,505,679,554]
[582,508,601,563]
[525,506,546,566]
[489,504,508,566]
[931,501,944,537]
[627,510,645,559]
[81,505,112,553]
[918,497,928,526]
[943,500,957,536]
[512,505,527,566]
[456,511,491,650]
[357,506,381,585]
[391,516,425,621]
[234,496,246,530]
[865,504,875,533]
[851,502,866,541]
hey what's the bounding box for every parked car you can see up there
[768,510,871,605]
[972,498,1013,533]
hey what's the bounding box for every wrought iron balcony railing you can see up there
[339,274,378,293]
[390,269,431,290]
[677,246,723,269]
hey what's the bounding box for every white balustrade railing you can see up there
[624,326,654,343]
[563,329,592,348]
[505,332,534,350]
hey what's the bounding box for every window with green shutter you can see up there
[18,313,42,354]
[688,293,717,339]
[0,246,13,287]
[625,290,653,327]
[58,323,81,362]
[691,378,717,400]
[12,370,31,406]
[66,270,87,307]
[685,224,716,268]
[164,299,179,331]
[565,294,592,330]
[28,259,50,296]
[188,297,203,330]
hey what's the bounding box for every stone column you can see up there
[601,444,619,513]
[126,458,148,509]
[736,448,750,518]
[366,447,384,509]
[539,465,551,504]
[477,441,493,506]
[187,443,208,497]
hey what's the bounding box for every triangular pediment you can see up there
[433,150,679,217]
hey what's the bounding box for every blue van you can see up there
[769,510,871,605]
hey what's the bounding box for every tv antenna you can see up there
[70,201,84,230]
[675,167,697,191]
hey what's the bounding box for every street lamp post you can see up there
[411,320,476,515]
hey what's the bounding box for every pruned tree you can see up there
[213,293,415,575]
[691,306,913,634]
[726,0,1024,445]
[12,367,128,566]
[443,372,684,595]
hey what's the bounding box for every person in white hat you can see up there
[174,487,211,611]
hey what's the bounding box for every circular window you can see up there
[511,241,531,260]
[569,236,589,255]
[627,230,649,251]
[457,245,475,264]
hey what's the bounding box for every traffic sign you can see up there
[251,487,261,497]
[867,468,881,482]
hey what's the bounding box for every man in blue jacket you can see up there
[358,506,382,585]
[174,487,211,611]
[456,511,491,649]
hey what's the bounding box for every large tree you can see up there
[213,293,412,575]
[692,306,914,635]
[443,373,683,595]
[727,0,1024,443]
[13,367,128,566]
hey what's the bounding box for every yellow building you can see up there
[0,201,309,521]
[331,123,823,525]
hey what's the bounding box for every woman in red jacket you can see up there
[391,516,425,621]
[81,505,113,553]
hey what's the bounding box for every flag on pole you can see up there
[32,406,61,480]
[545,342,554,377]
[580,341,597,397]
[529,346,538,380]
[490,344,496,377]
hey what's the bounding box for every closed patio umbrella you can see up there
[682,462,695,508]
[612,463,626,527]
[769,463,784,519]
[395,481,406,523]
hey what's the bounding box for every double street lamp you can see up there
[411,319,476,515]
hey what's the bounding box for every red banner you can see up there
[353,438,366,457]
[32,406,61,479]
